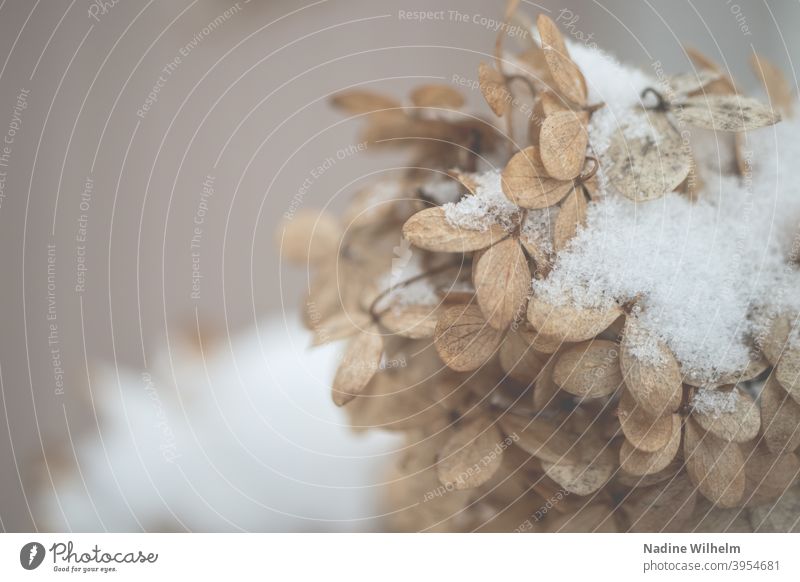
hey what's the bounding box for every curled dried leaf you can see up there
[691,387,760,443]
[437,416,504,490]
[410,84,465,110]
[537,14,587,106]
[277,209,341,264]
[332,325,384,406]
[501,146,574,209]
[402,207,506,253]
[553,187,586,252]
[619,414,682,476]
[618,389,677,453]
[606,112,691,202]
[684,419,746,508]
[675,94,781,132]
[760,373,800,454]
[434,304,503,372]
[620,318,683,417]
[478,62,511,117]
[474,238,531,330]
[527,295,621,343]
[552,339,623,399]
[539,111,588,180]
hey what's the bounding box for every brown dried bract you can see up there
[539,111,588,180]
[691,387,760,443]
[553,187,587,252]
[618,390,678,453]
[332,324,384,406]
[750,53,794,117]
[684,419,746,508]
[501,146,574,209]
[437,416,504,490]
[410,84,465,110]
[675,94,780,132]
[537,14,587,107]
[402,207,507,253]
[478,62,512,117]
[474,238,531,330]
[606,112,691,202]
[620,318,683,417]
[552,339,623,399]
[434,304,503,371]
[527,295,621,342]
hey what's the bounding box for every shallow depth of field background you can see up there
[0,0,798,531]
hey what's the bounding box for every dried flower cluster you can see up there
[279,4,800,532]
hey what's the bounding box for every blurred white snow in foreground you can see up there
[36,318,401,532]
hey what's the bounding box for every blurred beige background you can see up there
[1,0,798,531]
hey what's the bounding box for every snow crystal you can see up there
[443,169,518,231]
[522,206,558,254]
[569,43,655,157]
[691,388,739,417]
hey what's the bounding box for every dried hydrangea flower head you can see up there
[278,2,800,532]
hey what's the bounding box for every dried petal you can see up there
[742,445,800,507]
[434,304,503,371]
[620,318,683,416]
[663,70,722,98]
[402,207,506,253]
[474,238,531,330]
[750,53,794,117]
[761,312,792,365]
[552,339,623,399]
[606,112,691,202]
[501,146,574,209]
[527,295,621,342]
[500,415,578,464]
[311,310,371,346]
[618,389,677,453]
[684,419,746,508]
[691,387,760,443]
[330,90,403,116]
[619,414,681,476]
[499,327,547,382]
[277,209,341,264]
[675,95,780,132]
[623,475,697,533]
[553,187,587,252]
[478,62,511,117]
[760,373,800,454]
[410,84,465,110]
[541,446,615,496]
[379,304,439,339]
[537,14,586,106]
[776,347,800,403]
[749,486,800,532]
[539,111,588,180]
[437,416,504,490]
[332,325,384,406]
